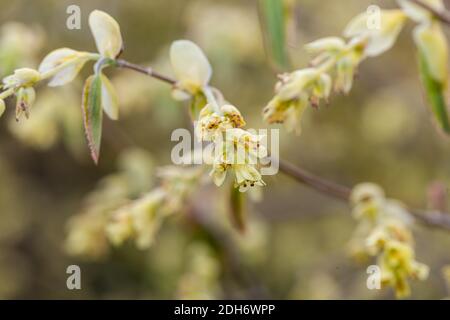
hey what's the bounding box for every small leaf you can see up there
[100,74,119,120]
[81,74,103,164]
[418,50,450,134]
[259,0,289,70]
[229,185,247,233]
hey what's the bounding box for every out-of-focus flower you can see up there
[157,165,204,213]
[344,10,406,57]
[0,22,44,75]
[379,240,429,298]
[107,188,166,249]
[65,148,155,257]
[65,210,110,259]
[348,183,428,298]
[176,243,221,299]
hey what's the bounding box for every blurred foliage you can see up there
[0,0,449,299]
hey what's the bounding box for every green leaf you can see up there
[418,50,450,134]
[81,74,103,164]
[259,0,289,70]
[229,185,246,233]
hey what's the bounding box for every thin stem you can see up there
[279,159,450,231]
[0,88,14,100]
[115,59,176,85]
[278,159,350,200]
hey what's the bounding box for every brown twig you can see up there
[279,159,450,231]
[115,59,177,85]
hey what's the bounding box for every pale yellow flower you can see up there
[170,40,212,98]
[344,10,406,57]
[89,10,123,59]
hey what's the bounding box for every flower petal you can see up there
[345,10,406,57]
[89,10,123,58]
[39,48,88,87]
[170,40,212,89]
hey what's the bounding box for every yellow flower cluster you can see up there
[197,104,267,192]
[170,40,267,192]
[264,9,407,134]
[349,183,429,298]
[176,243,221,299]
[106,165,204,249]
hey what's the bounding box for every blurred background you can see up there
[0,0,449,299]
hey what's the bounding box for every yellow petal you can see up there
[170,40,212,90]
[414,22,448,84]
[344,10,406,57]
[89,10,123,58]
[277,69,319,101]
